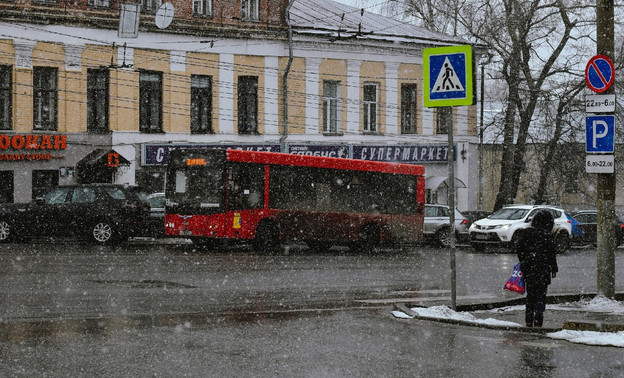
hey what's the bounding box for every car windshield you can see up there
[489,208,529,220]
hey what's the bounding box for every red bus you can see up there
[164,149,425,251]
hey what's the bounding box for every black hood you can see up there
[531,209,554,233]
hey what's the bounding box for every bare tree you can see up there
[389,0,591,210]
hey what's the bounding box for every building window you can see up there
[142,0,161,13]
[0,66,11,131]
[32,170,59,200]
[237,76,258,134]
[33,67,57,131]
[191,75,212,134]
[88,0,110,7]
[322,80,340,133]
[401,84,417,134]
[87,68,109,133]
[193,0,212,16]
[140,71,163,133]
[0,171,13,203]
[436,107,452,134]
[241,0,259,21]
[363,83,377,133]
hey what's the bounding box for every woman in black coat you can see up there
[516,209,559,327]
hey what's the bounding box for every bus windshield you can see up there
[167,151,225,213]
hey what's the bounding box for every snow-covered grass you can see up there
[391,296,624,348]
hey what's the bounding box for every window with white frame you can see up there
[322,80,340,133]
[241,0,259,21]
[193,0,212,16]
[363,83,377,132]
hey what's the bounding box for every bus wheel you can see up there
[356,224,380,253]
[253,221,280,253]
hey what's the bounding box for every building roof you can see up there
[290,0,471,46]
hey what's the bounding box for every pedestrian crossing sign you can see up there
[423,45,474,107]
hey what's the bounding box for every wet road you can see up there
[2,309,623,377]
[1,241,623,376]
[0,241,620,322]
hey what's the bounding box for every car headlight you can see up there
[493,224,510,230]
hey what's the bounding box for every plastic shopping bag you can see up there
[503,262,525,294]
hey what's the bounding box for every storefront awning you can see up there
[425,176,467,190]
[76,149,130,183]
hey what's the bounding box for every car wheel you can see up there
[253,221,280,253]
[91,220,118,245]
[555,232,570,254]
[435,227,451,247]
[0,220,12,243]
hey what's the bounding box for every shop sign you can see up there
[352,145,455,163]
[0,134,67,162]
[143,144,281,166]
[288,145,349,158]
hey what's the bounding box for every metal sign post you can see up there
[423,45,474,310]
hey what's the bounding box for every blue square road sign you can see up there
[585,115,615,153]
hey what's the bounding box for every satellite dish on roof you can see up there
[155,2,175,29]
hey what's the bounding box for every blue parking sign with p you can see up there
[586,115,615,153]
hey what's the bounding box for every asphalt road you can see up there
[0,241,623,377]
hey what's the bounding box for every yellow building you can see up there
[0,0,481,209]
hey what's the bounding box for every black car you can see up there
[0,184,150,245]
[137,192,166,237]
[569,210,624,246]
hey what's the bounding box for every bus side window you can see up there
[227,164,264,211]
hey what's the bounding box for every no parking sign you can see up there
[585,55,614,93]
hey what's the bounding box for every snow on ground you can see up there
[548,330,624,347]
[484,296,624,315]
[391,296,624,348]
[391,305,522,327]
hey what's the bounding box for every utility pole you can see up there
[596,0,615,298]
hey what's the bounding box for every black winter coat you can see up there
[516,227,558,286]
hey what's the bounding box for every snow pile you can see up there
[392,305,522,327]
[547,330,624,347]
[550,296,624,313]
[391,298,624,348]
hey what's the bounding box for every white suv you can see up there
[468,205,572,253]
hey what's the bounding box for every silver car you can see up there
[424,204,469,247]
